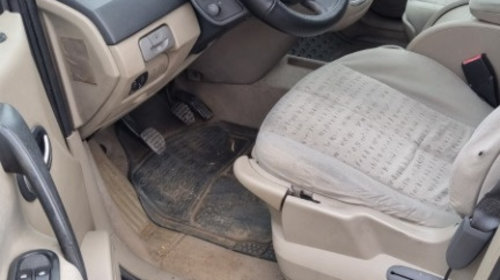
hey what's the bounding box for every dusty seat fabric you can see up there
[253,47,492,227]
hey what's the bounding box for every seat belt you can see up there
[446,181,500,275]
[462,54,499,107]
[387,183,500,280]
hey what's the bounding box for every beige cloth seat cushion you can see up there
[253,47,492,227]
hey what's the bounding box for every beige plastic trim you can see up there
[235,155,482,280]
[80,4,200,137]
[37,1,201,137]
[273,215,442,280]
[470,0,500,25]
[187,18,296,84]
[234,156,290,210]
[81,231,117,280]
[422,0,470,31]
[0,10,94,242]
[403,12,418,39]
[37,0,120,128]
[67,137,183,280]
[330,0,374,31]
[276,194,479,280]
[280,197,459,273]
[0,11,87,280]
[409,5,500,81]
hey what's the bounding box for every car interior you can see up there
[0,0,499,280]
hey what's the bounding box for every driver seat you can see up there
[235,46,497,279]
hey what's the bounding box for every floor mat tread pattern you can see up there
[129,122,275,261]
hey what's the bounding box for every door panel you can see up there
[0,9,93,241]
[0,9,104,280]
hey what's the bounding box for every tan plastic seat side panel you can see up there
[233,156,290,210]
[234,154,482,279]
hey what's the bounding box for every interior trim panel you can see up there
[57,0,186,45]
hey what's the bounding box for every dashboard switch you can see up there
[139,25,175,62]
[207,4,221,16]
[17,271,31,280]
[35,269,50,280]
[191,0,246,25]
[8,250,59,280]
[131,72,149,92]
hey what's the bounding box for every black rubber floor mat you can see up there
[130,123,275,260]
[289,32,378,62]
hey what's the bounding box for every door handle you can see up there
[0,104,87,280]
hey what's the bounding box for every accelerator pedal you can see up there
[170,102,196,125]
[176,90,214,120]
[121,115,166,155]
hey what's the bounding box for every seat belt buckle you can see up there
[446,217,494,270]
[462,54,499,107]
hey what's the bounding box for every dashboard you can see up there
[33,0,250,138]
[57,0,187,45]
[37,0,368,138]
[57,0,249,47]
[35,0,244,138]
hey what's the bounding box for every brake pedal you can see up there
[176,90,214,120]
[170,102,196,125]
[121,115,166,155]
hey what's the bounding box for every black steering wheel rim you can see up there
[240,0,349,37]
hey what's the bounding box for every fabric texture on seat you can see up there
[253,47,492,227]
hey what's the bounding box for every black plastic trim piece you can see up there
[57,0,186,45]
[17,0,73,137]
[121,267,141,280]
[240,0,348,37]
[4,0,18,12]
[447,181,500,270]
[0,104,87,279]
[8,250,60,280]
[190,0,248,26]
[387,266,442,280]
[446,217,493,269]
[190,11,247,54]
[17,125,53,202]
[489,258,500,280]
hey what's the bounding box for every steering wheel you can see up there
[240,0,348,37]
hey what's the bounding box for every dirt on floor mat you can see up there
[128,122,275,261]
[289,32,378,62]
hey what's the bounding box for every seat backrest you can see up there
[470,0,500,25]
[451,107,500,216]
